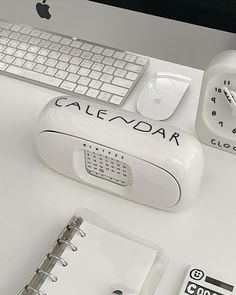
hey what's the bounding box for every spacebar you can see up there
[6,65,62,87]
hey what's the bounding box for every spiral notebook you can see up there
[19,209,168,295]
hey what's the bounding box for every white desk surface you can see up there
[1,56,236,295]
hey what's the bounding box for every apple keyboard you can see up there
[0,20,149,105]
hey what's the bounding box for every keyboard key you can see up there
[2,55,15,64]
[60,37,72,45]
[8,40,20,48]
[4,47,16,55]
[34,64,47,73]
[48,51,61,59]
[91,54,103,63]
[102,48,114,57]
[101,73,113,83]
[0,61,9,70]
[30,30,42,37]
[86,88,99,98]
[41,32,52,40]
[110,95,124,105]
[89,70,102,80]
[74,85,88,95]
[60,45,71,54]
[103,66,115,75]
[0,45,6,52]
[71,48,82,57]
[12,58,25,67]
[20,26,32,35]
[29,37,40,45]
[80,51,93,60]
[124,54,136,62]
[25,53,36,61]
[78,76,91,86]
[44,67,57,76]
[56,61,68,70]
[126,71,138,81]
[0,37,10,45]
[0,30,11,37]
[59,54,71,63]
[114,60,126,68]
[60,81,76,91]
[135,57,148,66]
[39,40,51,48]
[45,58,57,67]
[28,45,40,53]
[6,65,62,86]
[0,53,5,60]
[23,61,36,70]
[38,48,50,56]
[125,63,142,73]
[66,73,79,83]
[100,83,128,97]
[55,70,68,79]
[89,79,102,89]
[78,67,90,76]
[103,57,115,66]
[18,42,30,50]
[112,77,133,88]
[49,43,61,51]
[11,25,22,32]
[81,43,93,51]
[92,62,104,71]
[34,55,47,64]
[80,60,93,68]
[67,64,79,73]
[113,51,125,60]
[114,69,127,78]
[71,40,82,48]
[9,32,20,40]
[91,46,104,54]
[19,35,31,43]
[98,91,111,101]
[70,57,82,66]
[50,34,62,43]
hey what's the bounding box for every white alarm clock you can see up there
[196,50,236,154]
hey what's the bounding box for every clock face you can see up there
[205,74,236,140]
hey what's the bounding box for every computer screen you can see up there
[90,0,236,34]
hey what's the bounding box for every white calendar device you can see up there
[35,96,204,211]
[178,266,235,295]
[196,50,236,154]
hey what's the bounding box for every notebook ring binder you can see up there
[47,253,68,267]
[36,269,58,282]
[57,238,78,251]
[67,225,86,237]
[25,285,46,295]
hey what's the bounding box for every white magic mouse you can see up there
[137,72,192,121]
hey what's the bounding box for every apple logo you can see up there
[36,0,51,20]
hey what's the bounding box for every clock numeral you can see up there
[212,111,216,116]
[224,80,230,86]
[215,87,222,93]
[219,121,223,127]
[232,129,236,134]
[211,97,216,103]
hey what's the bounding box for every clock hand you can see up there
[223,87,236,114]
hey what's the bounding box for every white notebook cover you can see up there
[21,209,168,295]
